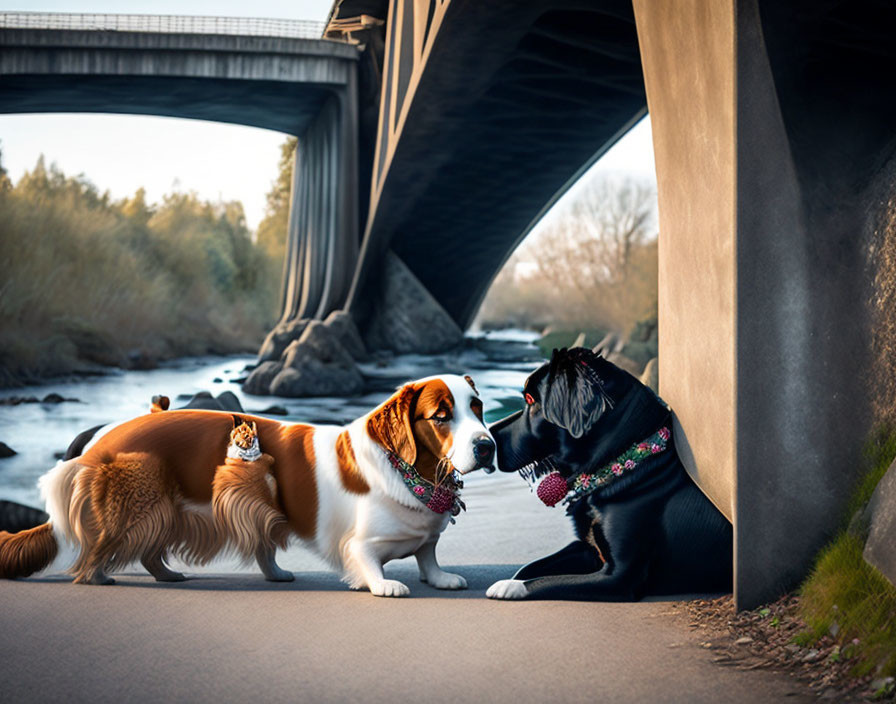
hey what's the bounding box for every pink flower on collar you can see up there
[413,485,426,496]
[611,463,623,475]
[624,459,636,470]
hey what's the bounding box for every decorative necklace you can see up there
[384,452,465,518]
[530,426,672,507]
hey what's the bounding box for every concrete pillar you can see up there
[280,78,359,323]
[632,0,737,523]
[633,0,871,609]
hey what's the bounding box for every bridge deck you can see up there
[0,26,358,135]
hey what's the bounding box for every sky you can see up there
[0,0,656,233]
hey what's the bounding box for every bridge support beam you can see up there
[634,0,886,608]
[280,79,359,323]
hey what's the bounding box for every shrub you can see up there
[0,156,280,385]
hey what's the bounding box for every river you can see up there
[0,330,541,509]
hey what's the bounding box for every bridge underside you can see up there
[350,0,647,328]
[0,75,332,134]
[0,28,358,134]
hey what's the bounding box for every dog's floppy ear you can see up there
[540,348,612,438]
[367,383,419,465]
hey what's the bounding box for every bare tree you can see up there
[478,175,658,333]
[510,176,657,332]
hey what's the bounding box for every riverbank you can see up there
[0,162,279,388]
[0,333,542,507]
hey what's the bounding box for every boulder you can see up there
[41,393,79,404]
[0,500,48,533]
[863,457,896,587]
[593,332,623,356]
[640,357,659,393]
[245,313,368,397]
[0,396,39,406]
[363,251,464,354]
[282,321,355,369]
[621,340,658,370]
[257,318,309,363]
[250,405,288,416]
[242,361,283,396]
[269,321,363,397]
[627,316,658,344]
[324,310,367,360]
[177,391,245,412]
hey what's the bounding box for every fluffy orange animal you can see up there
[212,418,291,581]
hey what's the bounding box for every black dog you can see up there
[486,347,732,601]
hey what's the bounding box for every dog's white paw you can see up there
[369,579,411,598]
[486,579,528,600]
[422,571,468,590]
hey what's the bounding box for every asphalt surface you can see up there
[0,474,814,703]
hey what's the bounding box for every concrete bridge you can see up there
[0,13,362,322]
[3,2,895,611]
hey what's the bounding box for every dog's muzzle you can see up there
[473,436,496,473]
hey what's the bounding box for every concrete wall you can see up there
[632,0,736,522]
[634,0,886,608]
[731,0,865,610]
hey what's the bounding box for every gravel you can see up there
[683,594,892,702]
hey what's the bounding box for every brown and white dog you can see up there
[0,375,496,597]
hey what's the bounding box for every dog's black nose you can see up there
[473,436,495,466]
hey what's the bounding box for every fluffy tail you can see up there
[0,523,58,579]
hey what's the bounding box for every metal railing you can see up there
[0,12,326,39]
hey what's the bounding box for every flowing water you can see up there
[0,330,541,509]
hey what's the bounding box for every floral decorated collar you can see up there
[527,426,672,507]
[384,452,465,519]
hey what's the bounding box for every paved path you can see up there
[1,475,813,703]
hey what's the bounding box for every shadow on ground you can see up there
[29,563,523,596]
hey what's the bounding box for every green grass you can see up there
[798,427,896,677]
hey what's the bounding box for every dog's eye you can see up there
[431,409,452,423]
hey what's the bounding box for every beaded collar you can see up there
[529,425,671,507]
[384,452,465,519]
